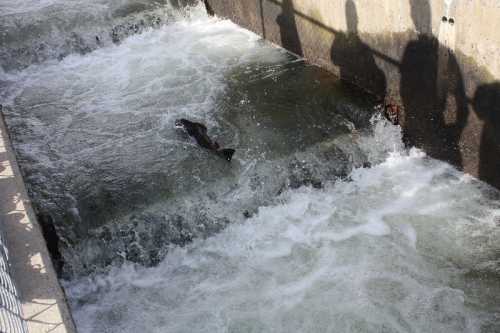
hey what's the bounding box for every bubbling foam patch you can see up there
[64,117,500,333]
[0,0,204,71]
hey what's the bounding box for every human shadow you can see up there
[330,0,386,100]
[473,82,500,188]
[276,0,303,56]
[400,0,468,168]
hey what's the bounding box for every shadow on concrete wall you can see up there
[330,0,386,99]
[203,0,214,15]
[400,0,468,168]
[473,82,500,188]
[276,0,303,56]
[249,0,500,188]
[259,0,266,38]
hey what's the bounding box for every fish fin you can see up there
[218,148,235,162]
[198,123,207,133]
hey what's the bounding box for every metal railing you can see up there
[0,229,28,333]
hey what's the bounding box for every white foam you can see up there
[0,0,59,15]
[64,117,500,333]
[2,14,287,168]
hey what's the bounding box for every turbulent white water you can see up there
[0,0,199,71]
[1,1,500,332]
[1,6,371,276]
[65,118,500,333]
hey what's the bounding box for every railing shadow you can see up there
[0,110,76,332]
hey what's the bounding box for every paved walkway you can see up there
[0,111,76,333]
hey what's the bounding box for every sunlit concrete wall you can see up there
[205,0,500,189]
[0,112,76,333]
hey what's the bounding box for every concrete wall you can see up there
[205,0,500,189]
[0,111,76,333]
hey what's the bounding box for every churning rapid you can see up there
[1,1,500,332]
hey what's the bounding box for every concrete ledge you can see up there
[0,110,76,333]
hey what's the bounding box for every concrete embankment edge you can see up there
[205,0,500,190]
[0,111,77,333]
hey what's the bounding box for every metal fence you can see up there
[0,226,28,333]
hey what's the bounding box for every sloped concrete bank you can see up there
[0,111,76,333]
[205,0,500,189]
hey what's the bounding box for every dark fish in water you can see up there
[175,118,235,161]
